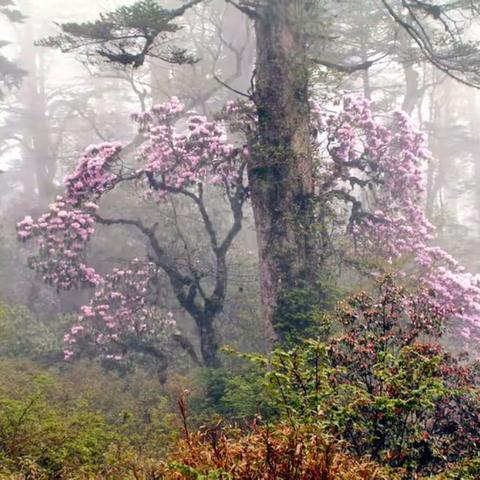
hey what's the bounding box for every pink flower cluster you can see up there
[63,259,176,360]
[134,98,239,198]
[16,198,100,290]
[16,142,125,291]
[64,142,122,205]
[131,95,184,123]
[316,97,480,337]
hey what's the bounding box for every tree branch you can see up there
[224,0,259,19]
[213,72,251,98]
[381,0,480,89]
[313,59,374,73]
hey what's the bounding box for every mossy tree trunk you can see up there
[249,1,317,346]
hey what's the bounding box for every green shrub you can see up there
[235,279,480,477]
[431,457,480,479]
[0,358,178,478]
[190,365,277,423]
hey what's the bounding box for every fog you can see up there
[1,1,480,477]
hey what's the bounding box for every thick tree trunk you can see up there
[249,1,316,346]
[399,30,420,116]
[196,311,220,368]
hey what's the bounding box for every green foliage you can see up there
[0,357,179,478]
[0,303,67,362]
[0,368,114,476]
[432,457,480,479]
[38,0,198,67]
[0,281,479,478]
[190,363,277,423]
[272,274,339,344]
[169,462,231,479]
[239,280,480,476]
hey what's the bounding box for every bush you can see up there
[0,371,115,477]
[159,419,398,479]
[0,358,179,478]
[189,365,277,423]
[249,278,480,476]
[0,303,65,363]
[1,279,479,479]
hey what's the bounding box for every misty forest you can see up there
[2,0,480,478]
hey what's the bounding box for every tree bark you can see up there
[249,1,316,346]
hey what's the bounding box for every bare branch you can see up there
[313,59,374,73]
[382,0,480,89]
[213,72,251,98]
[224,0,259,19]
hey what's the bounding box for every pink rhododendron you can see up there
[64,259,177,359]
[17,198,101,289]
[17,96,480,364]
[133,97,240,199]
[314,97,480,336]
[64,142,122,205]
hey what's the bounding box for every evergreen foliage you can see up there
[0,0,25,97]
[38,0,201,68]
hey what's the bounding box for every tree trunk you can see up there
[360,35,372,100]
[20,24,56,204]
[196,311,220,368]
[249,1,316,346]
[399,30,420,116]
[402,62,420,115]
[471,97,480,232]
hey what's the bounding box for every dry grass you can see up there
[156,421,400,480]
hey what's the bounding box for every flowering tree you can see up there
[229,95,480,339]
[41,0,480,353]
[314,97,480,338]
[17,98,248,370]
[29,0,480,371]
[261,278,480,474]
[17,95,480,374]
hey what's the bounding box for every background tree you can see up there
[0,0,25,97]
